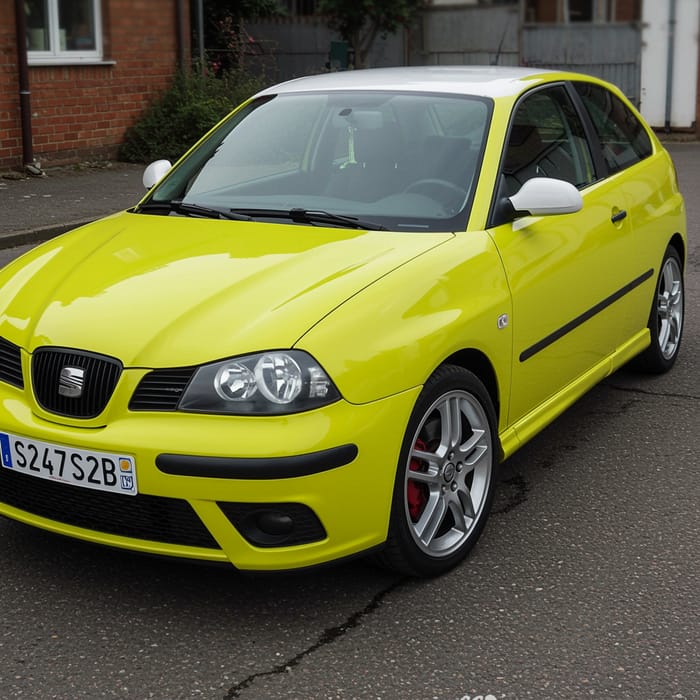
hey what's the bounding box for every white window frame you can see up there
[27,0,104,65]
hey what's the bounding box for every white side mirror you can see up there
[509,177,583,217]
[142,159,172,190]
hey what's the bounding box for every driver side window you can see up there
[503,86,595,196]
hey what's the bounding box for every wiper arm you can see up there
[231,207,387,231]
[290,208,388,231]
[136,201,253,221]
[173,202,254,221]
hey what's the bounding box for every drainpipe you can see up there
[664,0,677,132]
[13,0,37,172]
[196,0,205,73]
[176,0,187,71]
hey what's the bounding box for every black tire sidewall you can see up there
[640,245,684,373]
[385,365,498,577]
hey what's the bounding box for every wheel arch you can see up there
[439,348,500,424]
[668,232,686,266]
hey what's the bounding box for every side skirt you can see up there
[498,329,650,460]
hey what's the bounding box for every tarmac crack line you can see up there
[223,577,406,699]
[606,383,700,401]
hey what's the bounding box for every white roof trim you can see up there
[256,66,560,99]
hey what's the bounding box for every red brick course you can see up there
[0,0,189,169]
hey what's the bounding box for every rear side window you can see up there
[574,82,652,174]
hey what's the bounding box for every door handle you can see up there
[611,209,627,224]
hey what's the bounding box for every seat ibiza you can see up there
[0,67,685,576]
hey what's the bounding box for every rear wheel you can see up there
[634,245,684,373]
[377,365,497,577]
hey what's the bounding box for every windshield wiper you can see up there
[231,207,387,231]
[172,201,255,221]
[292,208,388,231]
[136,201,253,221]
[138,202,386,229]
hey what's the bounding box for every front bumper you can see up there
[0,382,420,570]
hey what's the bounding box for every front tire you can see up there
[377,365,498,577]
[634,245,684,373]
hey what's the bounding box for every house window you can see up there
[524,0,625,22]
[26,0,103,63]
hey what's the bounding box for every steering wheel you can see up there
[403,178,468,213]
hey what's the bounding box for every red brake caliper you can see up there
[407,438,428,521]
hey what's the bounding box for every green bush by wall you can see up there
[119,70,265,164]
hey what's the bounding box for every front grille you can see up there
[0,467,220,550]
[129,368,196,411]
[0,337,24,388]
[32,348,122,418]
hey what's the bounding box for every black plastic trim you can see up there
[0,337,24,389]
[520,269,654,362]
[218,501,327,547]
[156,444,359,479]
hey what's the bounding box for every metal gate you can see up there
[521,23,642,105]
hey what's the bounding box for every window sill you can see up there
[28,58,116,67]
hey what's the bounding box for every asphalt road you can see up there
[0,144,698,700]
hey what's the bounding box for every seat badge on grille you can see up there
[58,366,85,398]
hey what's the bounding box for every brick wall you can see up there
[0,0,188,169]
[614,0,641,21]
[0,9,21,166]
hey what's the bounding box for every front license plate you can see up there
[0,431,137,496]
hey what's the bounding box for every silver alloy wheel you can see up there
[404,389,493,558]
[656,256,683,360]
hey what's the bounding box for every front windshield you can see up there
[148,91,492,232]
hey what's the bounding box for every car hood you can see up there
[0,212,452,367]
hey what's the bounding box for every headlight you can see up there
[179,350,341,415]
[255,353,303,404]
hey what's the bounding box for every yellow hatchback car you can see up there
[0,67,686,577]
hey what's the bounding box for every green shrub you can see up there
[119,70,265,164]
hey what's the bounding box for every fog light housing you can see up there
[256,511,294,536]
[218,502,326,548]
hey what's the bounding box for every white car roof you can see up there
[256,66,564,100]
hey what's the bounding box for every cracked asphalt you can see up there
[0,143,698,699]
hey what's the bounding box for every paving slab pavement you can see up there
[0,162,146,248]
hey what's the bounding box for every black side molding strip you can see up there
[156,444,359,480]
[520,269,654,363]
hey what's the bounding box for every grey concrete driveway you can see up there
[0,144,698,700]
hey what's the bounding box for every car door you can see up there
[488,84,640,430]
[572,81,680,332]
